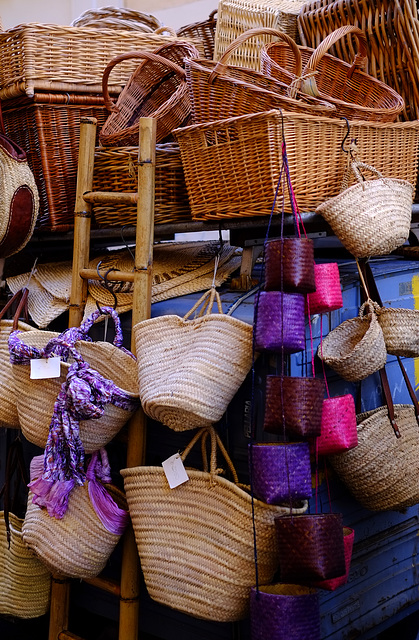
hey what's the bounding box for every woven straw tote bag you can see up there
[318,300,387,382]
[23,450,129,579]
[0,439,51,618]
[316,160,414,258]
[330,362,419,511]
[134,286,253,431]
[376,306,419,358]
[9,307,139,451]
[121,426,307,621]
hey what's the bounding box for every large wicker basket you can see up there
[177,10,217,60]
[173,109,419,220]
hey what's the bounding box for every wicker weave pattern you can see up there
[177,10,217,60]
[376,307,419,357]
[0,512,51,618]
[263,375,324,436]
[0,319,32,428]
[264,237,315,292]
[71,7,162,32]
[173,109,419,219]
[254,291,306,353]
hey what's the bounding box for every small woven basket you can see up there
[71,7,162,32]
[376,306,419,357]
[264,237,315,293]
[313,527,354,591]
[316,161,414,258]
[263,375,324,436]
[177,10,217,60]
[317,394,358,456]
[306,262,343,315]
[318,300,387,382]
[121,427,307,621]
[254,291,306,354]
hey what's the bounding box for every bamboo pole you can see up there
[69,117,97,328]
[48,578,70,640]
[83,191,137,205]
[119,117,156,640]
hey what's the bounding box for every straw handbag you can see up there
[376,306,419,358]
[134,287,253,431]
[330,361,419,511]
[318,300,387,382]
[9,306,139,452]
[23,449,129,578]
[260,25,404,122]
[316,160,414,258]
[100,43,199,147]
[0,438,51,618]
[121,426,307,621]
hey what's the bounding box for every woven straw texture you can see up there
[173,110,419,219]
[0,319,32,428]
[12,331,138,451]
[263,375,324,436]
[250,584,321,640]
[275,513,346,582]
[177,10,217,60]
[318,301,387,382]
[264,237,315,293]
[254,291,306,354]
[306,262,343,315]
[121,427,307,621]
[313,526,354,591]
[317,394,358,456]
[71,7,162,32]
[297,0,419,121]
[23,456,127,579]
[376,306,419,358]
[99,43,199,147]
[316,163,414,258]
[260,25,404,122]
[7,271,70,328]
[186,27,337,125]
[92,143,191,226]
[0,24,202,100]
[330,404,419,511]
[134,288,253,430]
[250,442,312,503]
[214,0,308,69]
[0,511,51,618]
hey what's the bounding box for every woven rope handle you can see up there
[210,27,302,83]
[358,299,379,318]
[183,287,223,320]
[102,50,187,112]
[154,25,177,36]
[181,427,240,484]
[340,160,384,193]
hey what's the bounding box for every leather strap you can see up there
[0,438,29,547]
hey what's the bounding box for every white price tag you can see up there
[30,356,61,380]
[162,453,189,489]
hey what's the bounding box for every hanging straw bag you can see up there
[9,307,140,451]
[23,450,128,578]
[99,43,199,147]
[376,306,419,358]
[306,262,343,315]
[0,438,51,618]
[316,160,414,258]
[121,426,307,621]
[313,526,354,591]
[330,360,419,512]
[134,286,253,431]
[264,237,315,293]
[317,394,358,456]
[318,300,387,382]
[254,291,306,354]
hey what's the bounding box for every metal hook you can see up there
[340,116,351,153]
[96,260,118,311]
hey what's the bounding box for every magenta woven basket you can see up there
[254,291,305,354]
[313,527,354,591]
[264,237,315,293]
[249,442,312,504]
[317,395,358,456]
[263,375,324,437]
[306,262,343,315]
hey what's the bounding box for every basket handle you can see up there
[102,50,187,113]
[154,25,177,36]
[0,288,29,329]
[300,25,368,96]
[183,287,223,320]
[210,27,302,83]
[341,160,384,193]
[181,427,240,484]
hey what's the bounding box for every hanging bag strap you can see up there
[0,288,29,328]
[0,437,29,546]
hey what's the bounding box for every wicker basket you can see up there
[0,23,201,100]
[92,143,191,226]
[121,426,307,621]
[214,0,308,70]
[71,6,162,32]
[173,109,419,220]
[260,25,405,122]
[376,306,419,358]
[177,10,217,60]
[2,93,107,231]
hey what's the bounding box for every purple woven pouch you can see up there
[254,291,305,354]
[249,442,312,504]
[250,584,321,640]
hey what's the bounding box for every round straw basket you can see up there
[0,318,32,428]
[134,288,253,431]
[318,301,387,382]
[121,427,307,622]
[330,404,419,511]
[0,511,51,618]
[376,306,419,357]
[316,163,414,258]
[11,330,139,451]
[22,457,127,579]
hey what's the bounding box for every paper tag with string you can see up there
[162,453,189,489]
[30,356,61,379]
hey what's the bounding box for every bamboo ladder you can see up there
[48,116,157,640]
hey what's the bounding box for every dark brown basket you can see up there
[2,92,107,231]
[177,10,217,60]
[264,237,315,293]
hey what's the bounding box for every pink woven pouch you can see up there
[317,395,358,456]
[306,262,343,315]
[313,527,354,591]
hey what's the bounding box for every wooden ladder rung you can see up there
[83,191,137,205]
[79,268,134,283]
[83,576,121,597]
[58,632,85,640]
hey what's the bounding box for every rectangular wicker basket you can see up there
[0,24,201,100]
[2,93,108,231]
[173,109,419,220]
[92,143,192,226]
